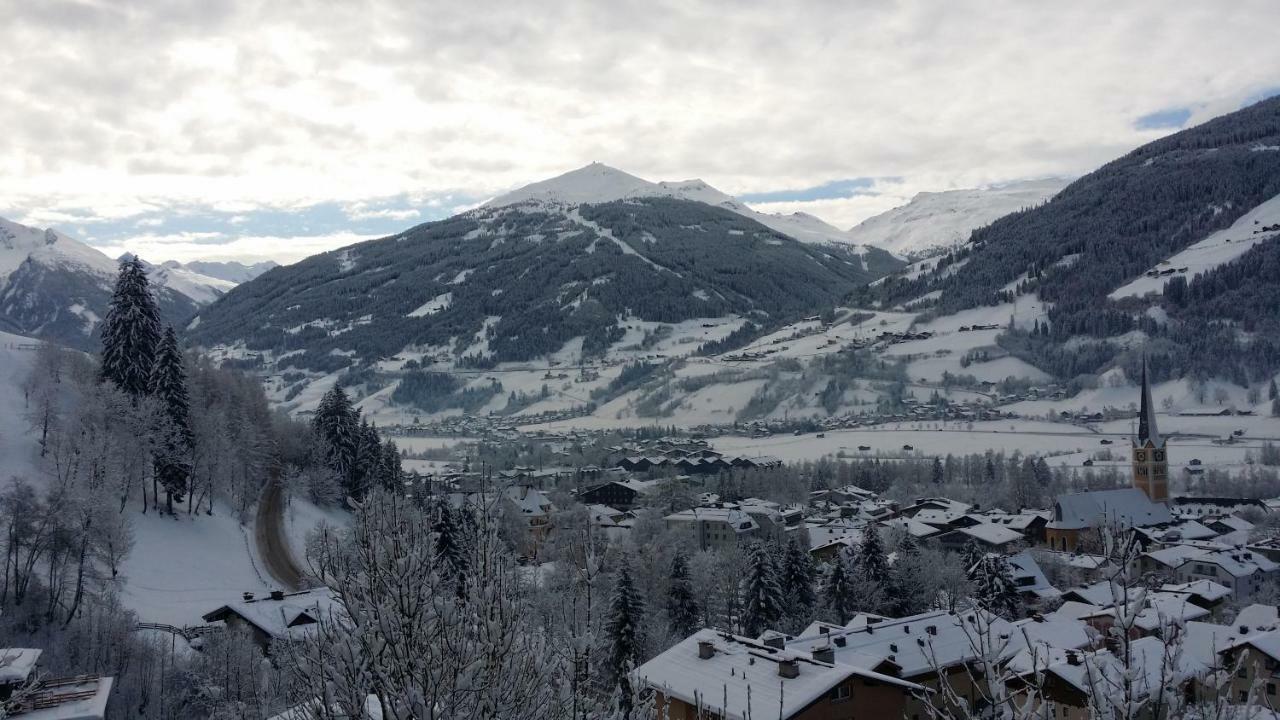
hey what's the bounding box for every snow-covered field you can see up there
[117,505,274,627]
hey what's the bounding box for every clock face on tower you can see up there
[1154,451,1165,462]
[1135,450,1146,462]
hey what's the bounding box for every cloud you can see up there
[2,0,1279,261]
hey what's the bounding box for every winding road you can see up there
[254,480,306,591]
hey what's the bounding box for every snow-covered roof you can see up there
[1159,579,1233,603]
[664,507,758,532]
[1144,544,1211,569]
[1196,547,1280,578]
[913,508,967,527]
[268,694,384,720]
[1044,601,1108,623]
[1236,604,1280,629]
[1062,580,1124,607]
[634,629,920,720]
[21,676,114,720]
[1212,515,1256,533]
[1048,488,1172,530]
[1004,550,1059,598]
[202,587,342,641]
[954,523,1024,547]
[785,609,1017,679]
[1133,592,1211,632]
[1143,519,1218,542]
[0,648,41,685]
[881,516,941,539]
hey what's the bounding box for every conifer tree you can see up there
[605,561,646,710]
[740,542,785,637]
[781,537,817,614]
[433,503,468,587]
[854,527,891,614]
[100,256,162,398]
[312,386,358,494]
[379,438,403,492]
[150,326,192,513]
[1270,378,1278,401]
[666,551,700,638]
[822,553,855,624]
[972,556,1022,619]
[961,539,984,575]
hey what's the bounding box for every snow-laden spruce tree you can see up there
[971,554,1022,619]
[311,386,359,497]
[432,502,468,588]
[855,525,890,613]
[666,550,700,638]
[604,559,646,712]
[740,541,785,637]
[149,326,192,513]
[822,551,856,623]
[99,256,162,399]
[780,536,817,622]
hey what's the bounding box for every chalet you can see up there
[1162,546,1280,601]
[935,523,1025,552]
[634,629,922,720]
[576,479,659,510]
[202,587,342,651]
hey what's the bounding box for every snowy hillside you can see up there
[143,259,237,305]
[1110,191,1280,300]
[488,163,871,250]
[845,179,1069,257]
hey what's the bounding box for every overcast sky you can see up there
[2,0,1278,264]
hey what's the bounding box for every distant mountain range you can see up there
[0,217,253,349]
[186,164,904,371]
[846,179,1069,258]
[181,260,278,284]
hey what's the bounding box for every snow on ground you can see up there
[0,332,41,486]
[907,355,1051,384]
[915,298,1048,334]
[282,496,349,570]
[1110,192,1280,299]
[392,436,466,454]
[711,420,1098,463]
[116,503,274,627]
[407,292,453,317]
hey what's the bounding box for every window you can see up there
[1268,683,1276,696]
[1240,691,1249,703]
[1238,666,1248,679]
[832,683,851,701]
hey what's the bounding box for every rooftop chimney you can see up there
[271,590,285,601]
[778,659,799,679]
[812,646,835,664]
[834,636,847,648]
[697,641,715,660]
[243,592,255,601]
[1066,651,1081,666]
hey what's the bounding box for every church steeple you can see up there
[1132,358,1168,503]
[1135,360,1161,449]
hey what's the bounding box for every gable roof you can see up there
[634,629,919,720]
[202,587,342,641]
[1048,488,1172,530]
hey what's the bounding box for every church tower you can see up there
[1132,360,1169,503]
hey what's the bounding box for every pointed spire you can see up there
[1136,357,1162,448]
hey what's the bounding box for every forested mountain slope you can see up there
[860,96,1280,384]
[188,175,902,371]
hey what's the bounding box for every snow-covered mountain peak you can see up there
[0,216,118,278]
[845,178,1070,258]
[484,165,869,251]
[485,163,661,207]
